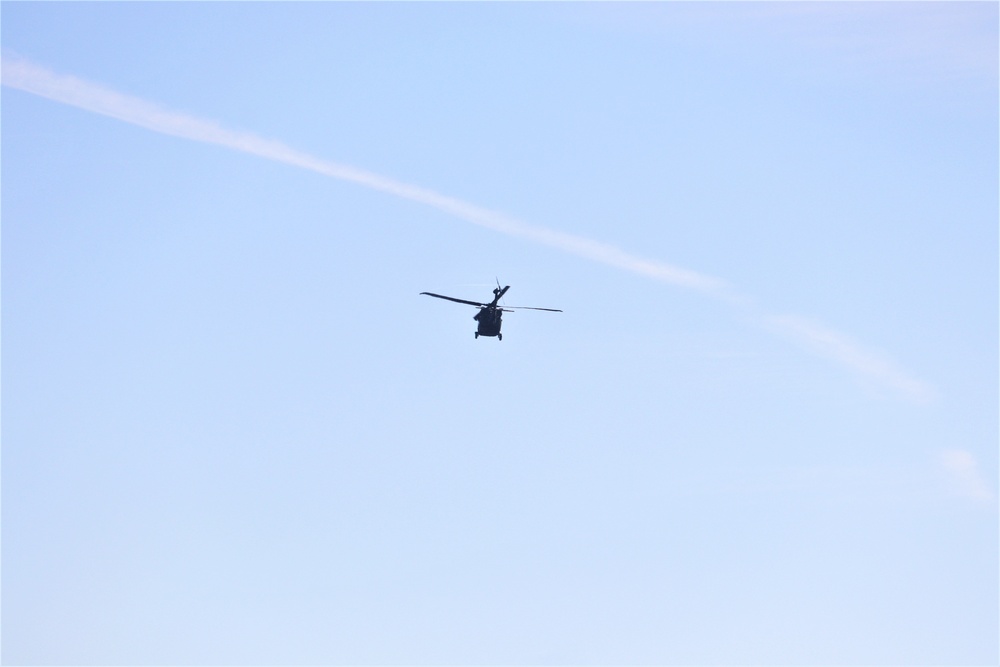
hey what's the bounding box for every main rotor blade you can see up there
[505,306,563,312]
[420,292,487,308]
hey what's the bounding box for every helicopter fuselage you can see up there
[474,306,503,339]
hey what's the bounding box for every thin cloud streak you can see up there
[941,449,995,504]
[766,314,937,404]
[0,55,724,295]
[2,55,934,403]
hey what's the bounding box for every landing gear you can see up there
[475,332,479,339]
[498,334,502,341]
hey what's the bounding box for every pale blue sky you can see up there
[2,2,997,665]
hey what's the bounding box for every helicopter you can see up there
[420,282,562,340]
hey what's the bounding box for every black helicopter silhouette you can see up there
[420,283,562,340]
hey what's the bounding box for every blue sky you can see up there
[2,2,997,665]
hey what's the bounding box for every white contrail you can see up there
[0,55,724,295]
[766,315,936,404]
[1,55,934,403]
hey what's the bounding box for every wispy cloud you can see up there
[2,55,935,403]
[570,2,998,86]
[0,56,725,296]
[941,449,995,505]
[766,314,936,404]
